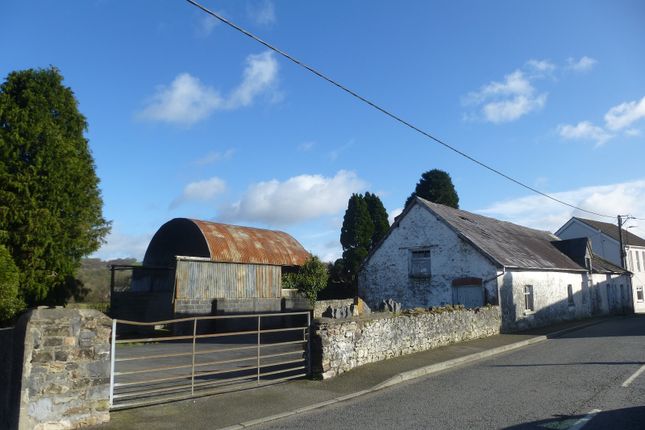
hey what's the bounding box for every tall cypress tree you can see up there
[364,192,390,246]
[0,67,111,307]
[404,169,459,208]
[340,194,373,286]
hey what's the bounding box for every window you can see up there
[567,284,574,306]
[637,287,644,303]
[642,251,645,271]
[636,251,641,272]
[410,249,431,278]
[524,285,534,312]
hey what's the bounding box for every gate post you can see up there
[306,312,311,377]
[109,319,117,407]
[257,315,261,383]
[191,318,197,395]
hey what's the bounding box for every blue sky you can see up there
[3,0,645,262]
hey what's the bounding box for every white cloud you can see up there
[298,141,316,152]
[478,179,645,239]
[557,121,612,146]
[388,207,403,225]
[328,139,355,160]
[558,95,645,146]
[220,170,367,225]
[138,73,224,125]
[566,56,597,73]
[194,149,235,166]
[227,51,279,109]
[604,96,645,131]
[482,93,547,124]
[92,229,152,261]
[465,69,547,123]
[171,177,227,209]
[526,59,556,77]
[195,14,219,37]
[138,51,279,125]
[248,0,276,25]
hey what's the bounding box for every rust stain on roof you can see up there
[191,220,310,266]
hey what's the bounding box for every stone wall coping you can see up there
[315,305,499,325]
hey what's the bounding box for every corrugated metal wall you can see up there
[175,260,282,299]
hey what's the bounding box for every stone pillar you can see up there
[17,308,112,430]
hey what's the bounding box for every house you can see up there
[358,197,631,331]
[110,218,310,322]
[556,217,645,313]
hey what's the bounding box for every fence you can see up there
[110,311,311,409]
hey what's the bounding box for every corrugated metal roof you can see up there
[191,219,310,266]
[416,198,586,271]
[572,217,645,247]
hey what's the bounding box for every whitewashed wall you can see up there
[358,204,499,309]
[590,273,632,314]
[499,270,593,330]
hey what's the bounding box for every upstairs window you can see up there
[637,251,641,272]
[524,285,534,312]
[410,249,431,278]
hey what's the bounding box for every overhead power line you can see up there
[185,0,616,220]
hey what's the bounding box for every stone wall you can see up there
[313,299,355,319]
[16,308,112,429]
[312,305,501,379]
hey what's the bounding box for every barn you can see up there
[110,218,310,322]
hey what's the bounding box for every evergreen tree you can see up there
[404,169,459,208]
[0,67,111,308]
[340,194,373,285]
[364,192,390,246]
[0,245,22,324]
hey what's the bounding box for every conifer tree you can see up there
[340,194,374,285]
[0,67,111,308]
[364,192,390,246]
[405,169,459,208]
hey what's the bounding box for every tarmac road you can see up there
[257,316,645,430]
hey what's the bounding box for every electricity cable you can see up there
[185,0,617,220]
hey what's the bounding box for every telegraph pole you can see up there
[618,215,626,269]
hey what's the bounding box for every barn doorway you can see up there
[452,277,484,308]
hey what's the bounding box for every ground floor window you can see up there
[637,287,644,303]
[567,284,574,306]
[524,285,534,312]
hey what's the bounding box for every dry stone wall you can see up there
[17,308,112,430]
[312,305,500,379]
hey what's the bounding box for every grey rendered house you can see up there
[556,217,645,313]
[358,197,631,331]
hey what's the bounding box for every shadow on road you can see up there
[502,406,645,429]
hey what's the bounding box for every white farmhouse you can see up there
[358,198,631,331]
[556,217,645,313]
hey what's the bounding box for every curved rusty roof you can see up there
[190,219,309,266]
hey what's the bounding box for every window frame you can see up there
[409,248,432,279]
[524,285,534,313]
[637,286,644,303]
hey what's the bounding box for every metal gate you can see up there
[109,312,311,409]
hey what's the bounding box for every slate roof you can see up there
[591,254,629,274]
[416,198,587,272]
[571,217,645,247]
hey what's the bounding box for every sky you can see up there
[2,0,645,262]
